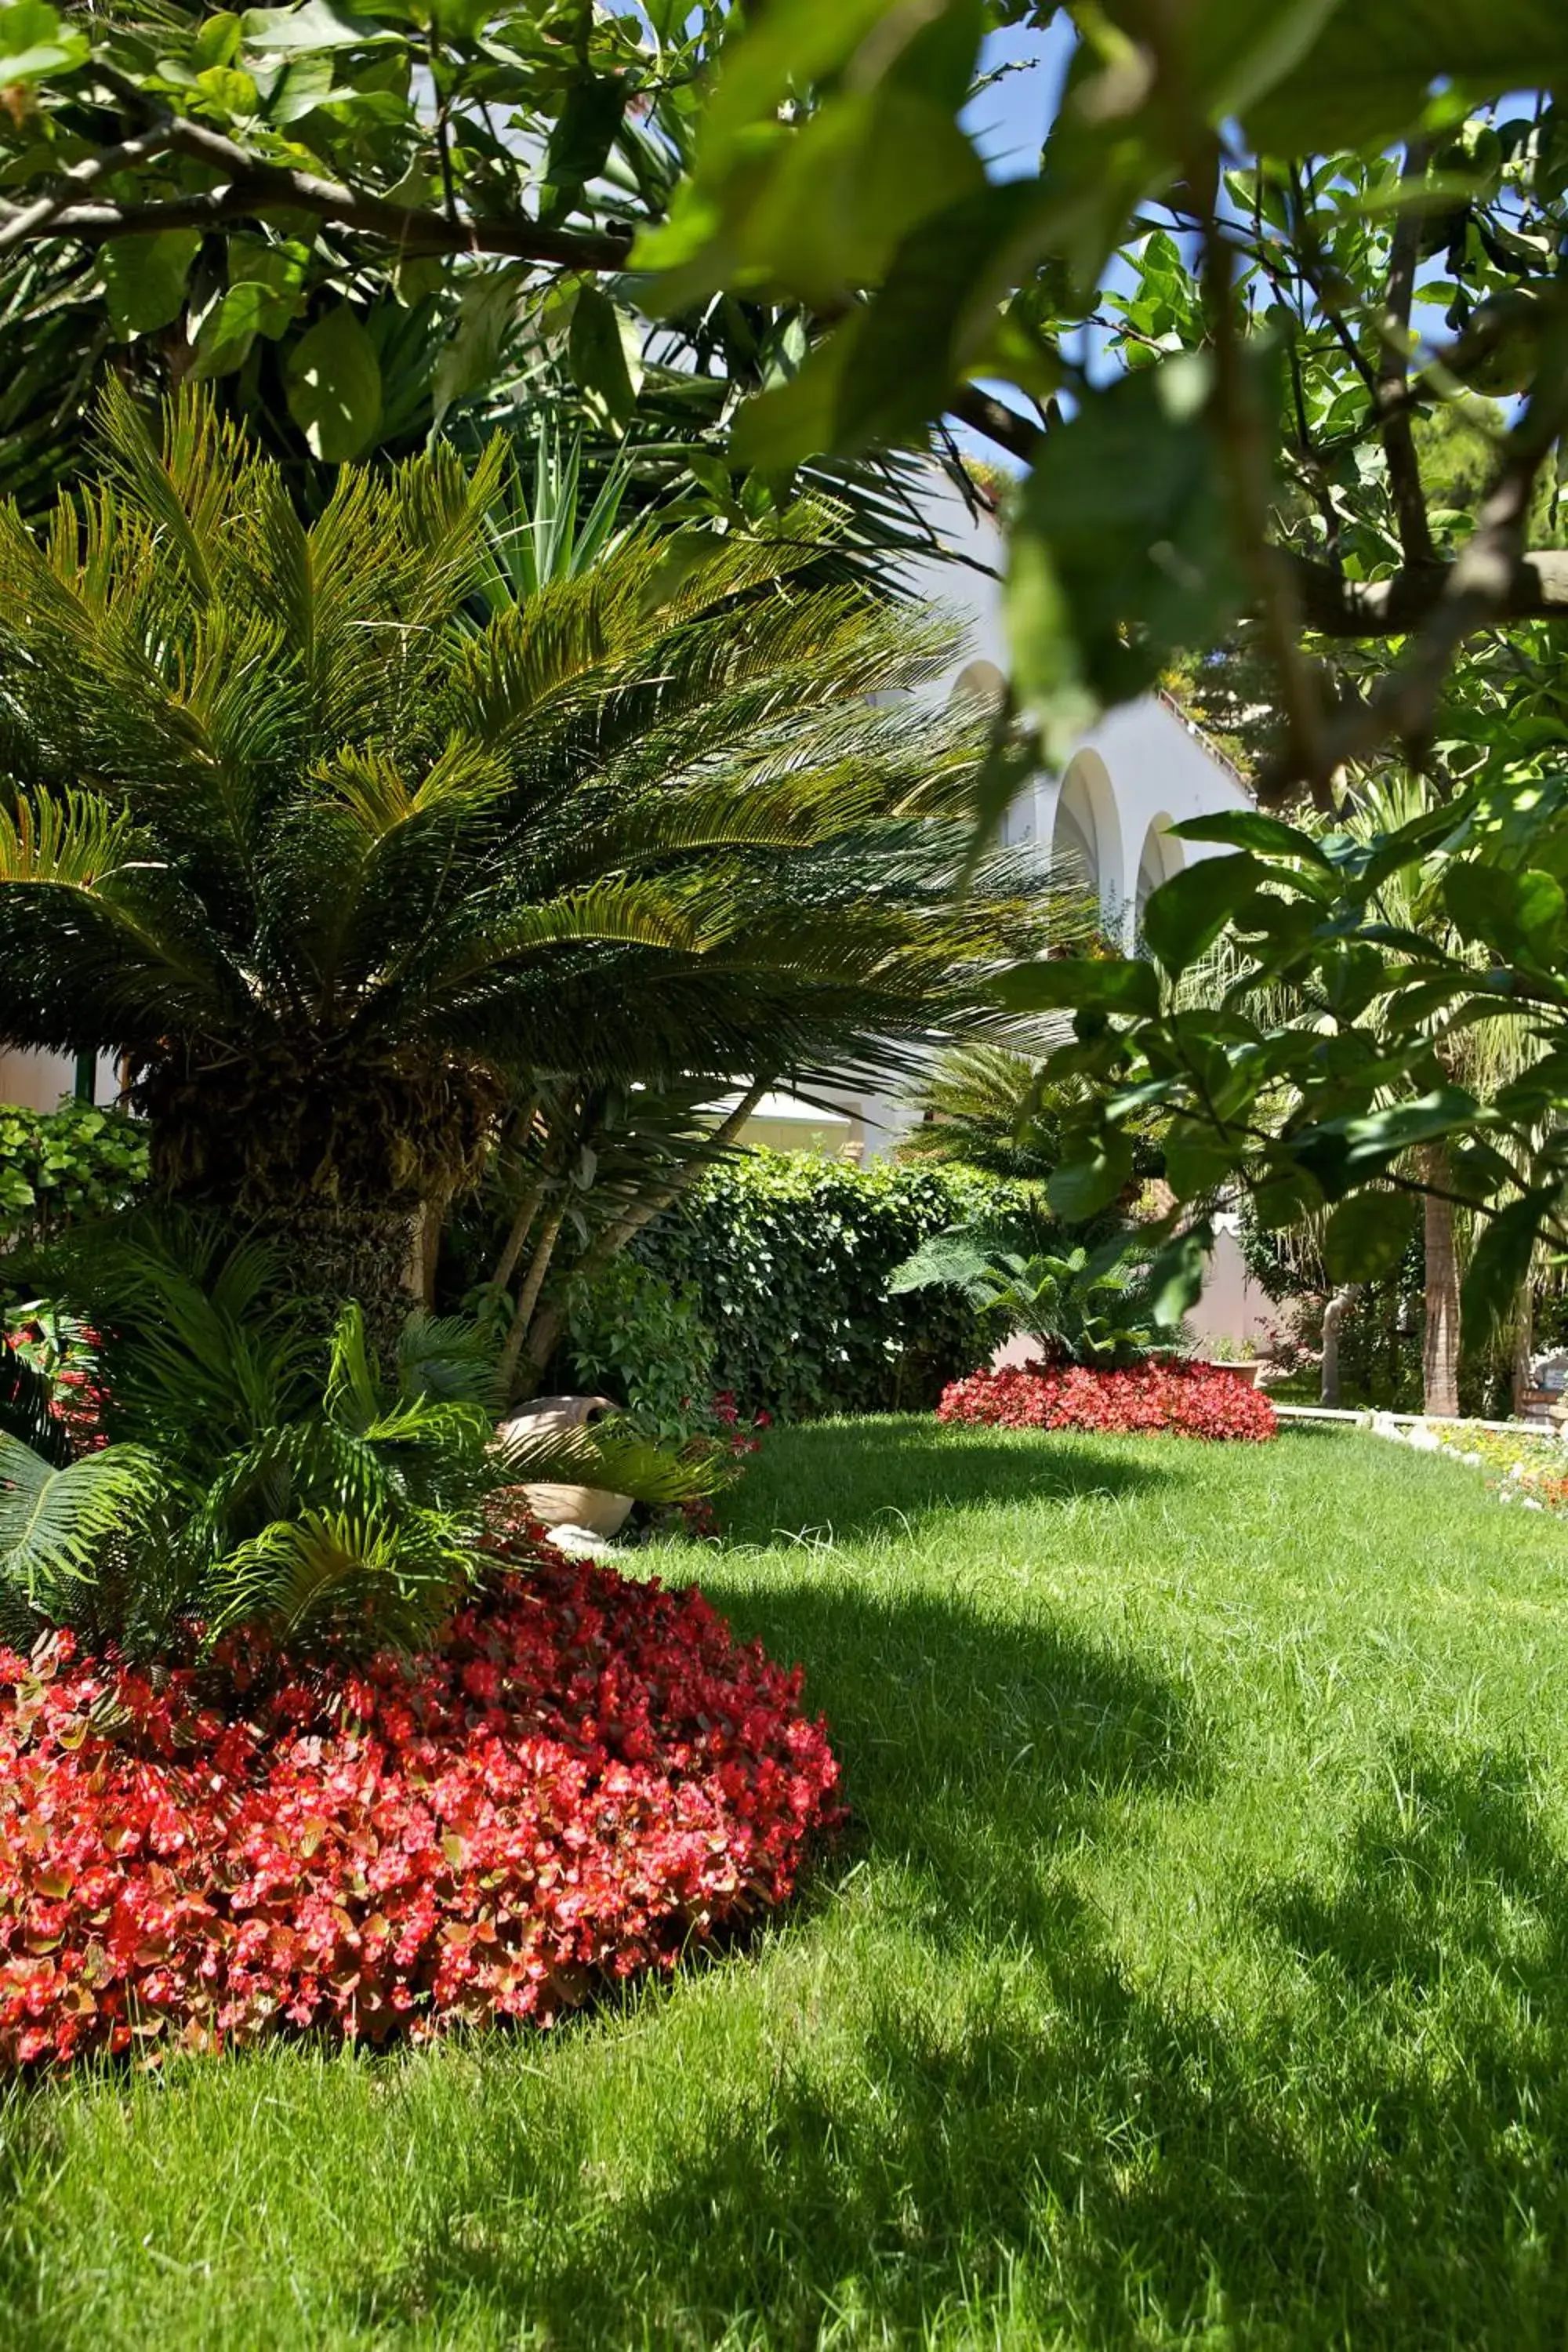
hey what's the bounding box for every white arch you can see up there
[1134,812,1185,938]
[1051,749,1125,931]
[949,658,1006,707]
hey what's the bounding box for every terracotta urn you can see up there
[497,1394,633,1539]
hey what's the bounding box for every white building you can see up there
[764,482,1278,1350]
[915,481,1253,946]
[797,482,1254,1156]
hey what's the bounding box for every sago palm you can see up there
[0,387,1051,1330]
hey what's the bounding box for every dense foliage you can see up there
[0,1219,713,1660]
[938,1360,1278,1443]
[634,1155,1036,1421]
[0,1102,147,1244]
[888,1227,1163,1370]
[560,1257,717,1443]
[0,1539,841,2066]
[0,389,1053,1337]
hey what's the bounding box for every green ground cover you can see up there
[3,1420,1567,2350]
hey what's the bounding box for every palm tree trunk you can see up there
[497,1201,567,1398]
[1420,1146,1461,1417]
[515,1080,771,1386]
[259,1197,423,1361]
[1512,1280,1534,1421]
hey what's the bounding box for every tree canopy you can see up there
[7,0,1568,1325]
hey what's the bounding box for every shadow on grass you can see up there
[384,1708,1568,2352]
[718,1415,1181,1546]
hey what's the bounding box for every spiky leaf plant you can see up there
[0,387,1057,1334]
[0,1282,718,1660]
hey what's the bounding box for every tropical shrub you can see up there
[0,1534,842,2066]
[561,1258,719,1443]
[938,1361,1277,1443]
[0,1102,147,1244]
[0,389,1055,1341]
[635,1155,1039,1420]
[0,1219,714,1660]
[888,1226,1163,1369]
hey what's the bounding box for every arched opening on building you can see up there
[1051,750,1123,928]
[1134,815,1185,941]
[949,659,1006,708]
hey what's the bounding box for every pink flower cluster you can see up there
[0,1540,842,2067]
[937,1359,1278,1442]
[673,1392,771,1539]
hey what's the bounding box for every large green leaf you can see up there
[1142,854,1265,976]
[0,0,89,80]
[992,956,1160,1017]
[568,286,644,433]
[1245,0,1568,150]
[1322,1189,1417,1282]
[542,74,628,222]
[1047,1127,1134,1222]
[100,232,201,340]
[1443,862,1567,966]
[240,0,401,54]
[1007,353,1250,760]
[284,305,383,462]
[1462,1190,1554,1339]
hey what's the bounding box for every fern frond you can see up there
[204,1508,470,1650]
[0,1432,162,1612]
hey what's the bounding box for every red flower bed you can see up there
[938,1359,1277,1442]
[0,1544,842,2066]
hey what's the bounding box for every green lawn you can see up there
[5,1420,1568,2350]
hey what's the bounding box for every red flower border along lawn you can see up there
[0,1542,841,2065]
[938,1360,1278,1442]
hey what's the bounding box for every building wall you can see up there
[0,1050,78,1115]
[840,476,1265,1348]
[902,479,1251,942]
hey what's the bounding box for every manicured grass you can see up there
[5,1420,1568,2349]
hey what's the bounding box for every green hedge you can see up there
[0,1102,148,1246]
[634,1154,1036,1421]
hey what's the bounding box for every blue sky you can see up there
[964,18,1075,179]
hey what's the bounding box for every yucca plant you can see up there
[0,387,1054,1339]
[0,1218,718,1660]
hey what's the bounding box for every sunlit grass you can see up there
[4,1420,1567,2349]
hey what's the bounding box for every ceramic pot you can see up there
[498,1394,633,1538]
[1197,1357,1268,1388]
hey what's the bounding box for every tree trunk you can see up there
[1420,1147,1461,1417]
[256,1196,423,1362]
[1512,1280,1535,1421]
[497,1201,567,1398]
[1320,1284,1356,1407]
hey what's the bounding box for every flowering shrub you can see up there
[938,1359,1278,1442]
[1429,1421,1568,1512]
[666,1392,771,1540]
[5,1308,109,1453]
[0,1534,841,2066]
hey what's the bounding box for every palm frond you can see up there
[397,1312,507,1411]
[204,1508,470,1650]
[0,1431,162,1613]
[491,1414,727,1506]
